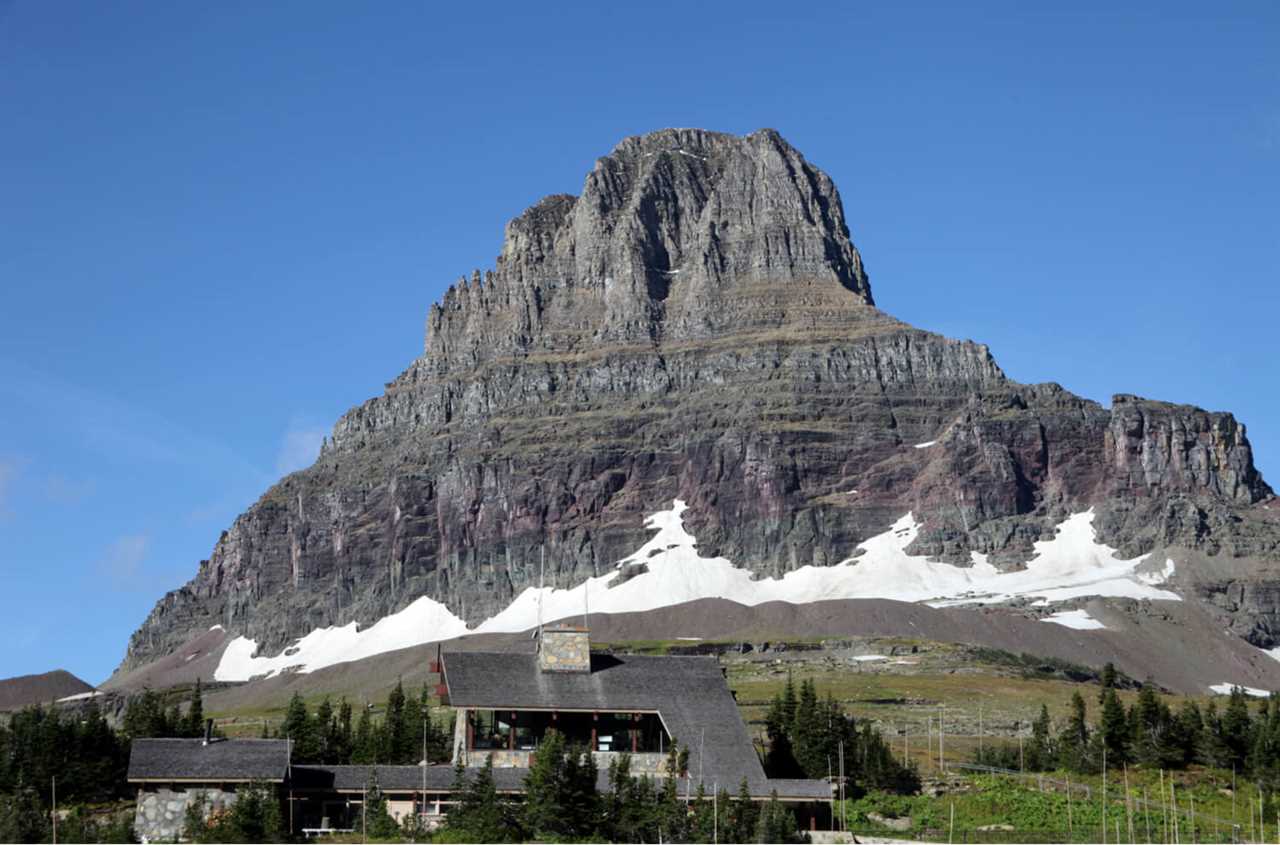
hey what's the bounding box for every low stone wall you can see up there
[460,748,667,774]
[134,786,236,843]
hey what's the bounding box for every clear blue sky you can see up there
[2,1,1276,684]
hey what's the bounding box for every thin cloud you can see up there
[0,456,27,520]
[275,421,327,477]
[0,356,270,486]
[96,533,150,590]
[43,474,95,505]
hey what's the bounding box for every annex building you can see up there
[128,625,829,841]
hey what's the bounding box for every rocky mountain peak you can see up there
[425,128,873,368]
[116,128,1279,682]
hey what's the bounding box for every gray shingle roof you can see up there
[442,651,777,793]
[290,764,530,793]
[128,738,291,782]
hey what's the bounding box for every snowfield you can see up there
[213,499,1181,681]
[1210,683,1273,697]
[1042,609,1107,630]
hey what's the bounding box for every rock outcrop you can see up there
[116,128,1278,674]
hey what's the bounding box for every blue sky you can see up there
[1,1,1276,684]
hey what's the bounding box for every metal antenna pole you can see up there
[422,719,427,824]
[51,776,56,845]
[537,547,545,641]
[699,728,705,791]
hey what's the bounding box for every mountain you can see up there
[0,670,95,712]
[112,128,1280,691]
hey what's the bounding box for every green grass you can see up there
[843,769,1264,843]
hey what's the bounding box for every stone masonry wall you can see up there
[538,628,590,672]
[135,786,236,843]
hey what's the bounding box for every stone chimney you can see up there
[538,625,591,673]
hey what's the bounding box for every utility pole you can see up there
[1127,764,1135,845]
[1102,744,1108,845]
[839,739,846,834]
[1067,774,1073,838]
[1146,783,1157,845]
[938,705,944,773]
[51,776,56,845]
[421,719,428,826]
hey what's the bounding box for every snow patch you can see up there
[851,655,889,662]
[1042,609,1107,630]
[213,500,1181,680]
[475,502,1179,634]
[213,595,468,681]
[209,624,224,632]
[1210,683,1273,697]
[913,441,937,449]
[57,691,102,703]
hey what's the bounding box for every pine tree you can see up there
[385,679,410,764]
[1100,662,1118,697]
[445,755,517,841]
[362,768,400,840]
[1224,687,1255,770]
[764,690,801,777]
[1059,691,1091,771]
[756,790,800,843]
[335,699,354,764]
[1100,686,1130,764]
[282,692,318,762]
[352,705,376,764]
[183,679,205,738]
[315,698,334,764]
[734,777,760,843]
[1025,704,1053,770]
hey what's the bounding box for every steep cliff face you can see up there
[118,128,1277,674]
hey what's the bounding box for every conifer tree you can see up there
[1100,686,1130,763]
[183,679,205,738]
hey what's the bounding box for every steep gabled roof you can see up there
[128,738,290,783]
[442,651,771,791]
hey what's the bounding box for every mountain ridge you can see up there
[115,127,1278,683]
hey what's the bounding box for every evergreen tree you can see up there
[1059,692,1093,771]
[756,791,801,843]
[522,730,601,840]
[1099,686,1130,764]
[1100,662,1118,696]
[352,705,376,764]
[1026,704,1054,770]
[445,755,518,842]
[764,688,801,778]
[183,679,206,738]
[334,699,355,764]
[281,692,319,762]
[1224,687,1255,770]
[385,679,410,764]
[1198,700,1232,768]
[733,777,761,844]
[314,698,335,764]
[361,769,400,840]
